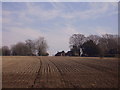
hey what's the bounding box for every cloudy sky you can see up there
[2,2,118,55]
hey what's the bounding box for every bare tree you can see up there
[69,34,86,48]
[1,46,11,56]
[69,34,86,56]
[82,40,100,57]
[11,42,30,56]
[35,37,48,56]
[25,39,35,55]
[86,35,101,45]
[98,34,118,57]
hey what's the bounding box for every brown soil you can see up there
[2,56,119,88]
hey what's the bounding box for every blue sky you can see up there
[2,2,118,55]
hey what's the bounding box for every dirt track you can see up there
[2,56,119,88]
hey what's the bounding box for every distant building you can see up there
[55,48,83,57]
[55,51,65,56]
[65,51,72,56]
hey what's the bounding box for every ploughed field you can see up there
[2,56,119,88]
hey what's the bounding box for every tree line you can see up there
[55,34,120,57]
[0,37,49,56]
[1,33,120,57]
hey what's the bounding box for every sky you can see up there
[2,2,118,55]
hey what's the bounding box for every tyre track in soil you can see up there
[32,56,66,88]
[51,57,90,88]
[50,57,118,88]
[48,58,75,88]
[2,56,118,88]
[67,57,118,88]
[30,56,42,88]
[50,57,85,88]
[47,58,65,88]
[49,57,83,88]
[68,57,118,77]
[2,56,40,88]
[46,57,66,88]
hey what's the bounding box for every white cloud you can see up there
[2,2,117,25]
[2,2,117,55]
[60,2,117,19]
[25,3,61,21]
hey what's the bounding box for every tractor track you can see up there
[49,57,82,88]
[48,59,70,88]
[2,56,118,88]
[68,58,118,77]
[31,56,42,88]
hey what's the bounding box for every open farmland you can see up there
[2,56,119,88]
